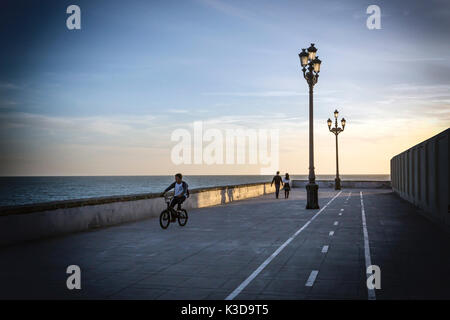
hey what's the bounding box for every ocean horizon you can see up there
[0,174,389,207]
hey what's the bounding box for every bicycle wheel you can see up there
[159,209,170,229]
[178,209,188,226]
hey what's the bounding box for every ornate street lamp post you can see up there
[299,43,322,209]
[327,110,346,190]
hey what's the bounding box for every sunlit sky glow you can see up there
[0,0,449,176]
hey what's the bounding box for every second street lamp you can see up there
[327,109,346,190]
[299,43,322,209]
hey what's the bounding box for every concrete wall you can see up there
[391,128,449,230]
[292,180,391,189]
[0,182,275,246]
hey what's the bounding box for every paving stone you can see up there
[1,188,449,300]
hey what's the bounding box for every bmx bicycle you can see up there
[159,195,188,229]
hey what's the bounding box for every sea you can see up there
[0,175,389,207]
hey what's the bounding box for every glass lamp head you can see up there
[307,43,317,60]
[299,49,309,67]
[312,56,321,73]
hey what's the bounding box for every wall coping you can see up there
[0,181,272,216]
[292,180,390,183]
[0,179,391,216]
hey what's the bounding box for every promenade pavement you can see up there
[1,188,449,300]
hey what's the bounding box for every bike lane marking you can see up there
[305,270,319,287]
[360,191,376,300]
[345,191,352,201]
[225,191,342,300]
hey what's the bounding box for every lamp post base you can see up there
[334,177,341,190]
[306,182,319,209]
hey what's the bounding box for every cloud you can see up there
[168,109,189,113]
[202,91,307,97]
[0,100,17,108]
[196,0,252,21]
[386,84,450,107]
[382,58,447,62]
[0,82,20,90]
[0,112,157,139]
[201,112,308,130]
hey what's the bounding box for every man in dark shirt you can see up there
[271,171,284,199]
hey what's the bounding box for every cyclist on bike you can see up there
[161,173,189,221]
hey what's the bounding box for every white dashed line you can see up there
[346,192,352,201]
[321,245,329,253]
[225,191,343,300]
[340,209,344,212]
[334,221,339,226]
[339,212,342,216]
[305,270,319,287]
[360,191,376,300]
[329,231,334,236]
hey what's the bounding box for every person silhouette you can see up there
[283,173,291,199]
[271,171,284,199]
[161,173,189,222]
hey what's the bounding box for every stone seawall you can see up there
[292,180,391,189]
[0,182,276,246]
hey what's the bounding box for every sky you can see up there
[0,0,449,176]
